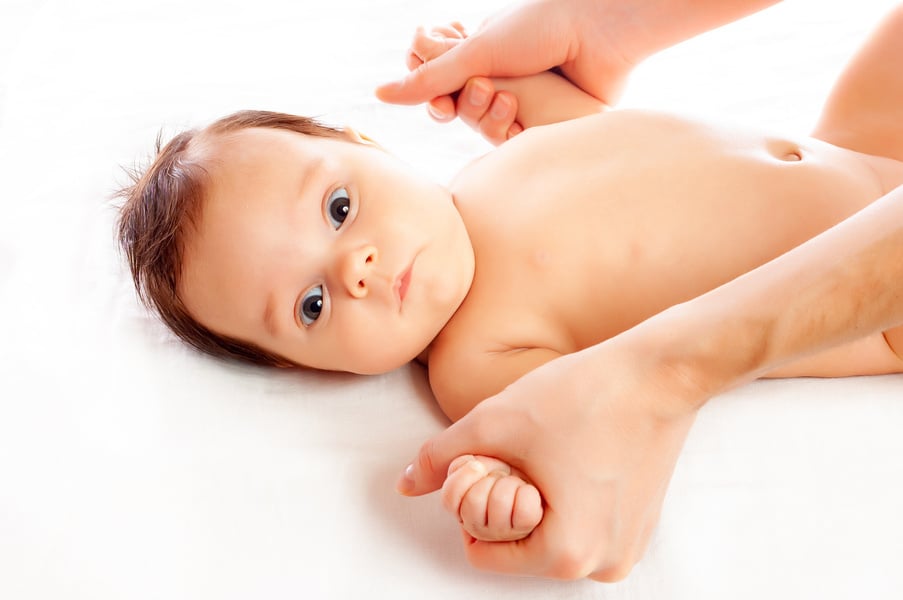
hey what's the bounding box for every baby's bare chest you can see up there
[446,112,887,354]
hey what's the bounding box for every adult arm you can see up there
[377,0,781,108]
[396,185,903,582]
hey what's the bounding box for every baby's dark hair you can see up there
[116,110,346,366]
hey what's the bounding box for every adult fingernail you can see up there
[491,95,512,119]
[469,81,490,106]
[396,463,415,495]
[428,102,448,120]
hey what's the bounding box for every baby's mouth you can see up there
[395,261,413,308]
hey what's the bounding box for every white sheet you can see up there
[1,1,901,598]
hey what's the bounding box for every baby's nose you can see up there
[340,245,378,298]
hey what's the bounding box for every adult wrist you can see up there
[633,300,764,413]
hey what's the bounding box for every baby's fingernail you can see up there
[508,122,523,138]
[466,459,487,475]
[396,463,415,495]
[447,454,474,475]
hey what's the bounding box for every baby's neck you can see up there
[415,347,430,366]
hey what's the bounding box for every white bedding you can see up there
[1,1,901,598]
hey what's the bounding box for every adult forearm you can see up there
[648,184,903,406]
[606,0,782,63]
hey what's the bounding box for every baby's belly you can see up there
[455,111,903,353]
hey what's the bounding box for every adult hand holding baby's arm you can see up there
[391,21,612,145]
[400,183,903,581]
[377,0,780,138]
[397,22,524,145]
[397,322,703,582]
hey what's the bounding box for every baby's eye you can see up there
[326,187,351,229]
[298,285,324,326]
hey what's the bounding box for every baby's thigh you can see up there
[814,6,903,161]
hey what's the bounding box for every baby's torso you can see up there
[430,110,903,405]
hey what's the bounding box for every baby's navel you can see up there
[766,137,803,162]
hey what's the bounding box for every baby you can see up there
[118,7,903,545]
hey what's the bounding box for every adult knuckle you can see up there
[591,559,636,583]
[546,546,595,580]
[468,413,496,446]
[417,438,439,474]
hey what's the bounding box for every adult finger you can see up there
[475,92,518,146]
[395,398,529,496]
[454,77,494,129]
[376,38,489,105]
[427,96,457,123]
[464,514,603,580]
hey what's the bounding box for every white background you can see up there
[1,1,902,598]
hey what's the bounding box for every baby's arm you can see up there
[407,24,607,145]
[492,70,609,130]
[441,455,543,542]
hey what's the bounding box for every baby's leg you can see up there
[441,455,543,542]
[813,4,903,161]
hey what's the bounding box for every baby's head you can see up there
[118,110,474,374]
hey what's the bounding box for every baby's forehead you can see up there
[194,126,350,173]
[192,127,288,161]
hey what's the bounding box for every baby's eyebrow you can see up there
[297,155,325,195]
[262,292,280,338]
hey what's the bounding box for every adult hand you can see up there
[376,0,637,112]
[397,326,703,582]
[399,23,525,144]
[377,0,780,131]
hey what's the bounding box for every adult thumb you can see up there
[376,40,485,106]
[395,434,457,496]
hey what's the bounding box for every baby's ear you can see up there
[342,126,382,148]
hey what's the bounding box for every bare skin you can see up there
[377,0,781,144]
[413,14,903,546]
[178,6,903,561]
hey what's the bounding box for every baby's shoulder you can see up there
[428,304,566,421]
[427,332,562,422]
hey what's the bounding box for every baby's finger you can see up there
[441,456,489,517]
[406,48,423,72]
[449,21,467,37]
[512,482,543,532]
[411,28,463,66]
[486,475,523,532]
[460,473,502,531]
[430,23,467,40]
[404,46,423,71]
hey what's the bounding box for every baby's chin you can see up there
[343,347,430,376]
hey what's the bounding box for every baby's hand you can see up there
[406,23,522,145]
[441,454,543,542]
[404,23,607,145]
